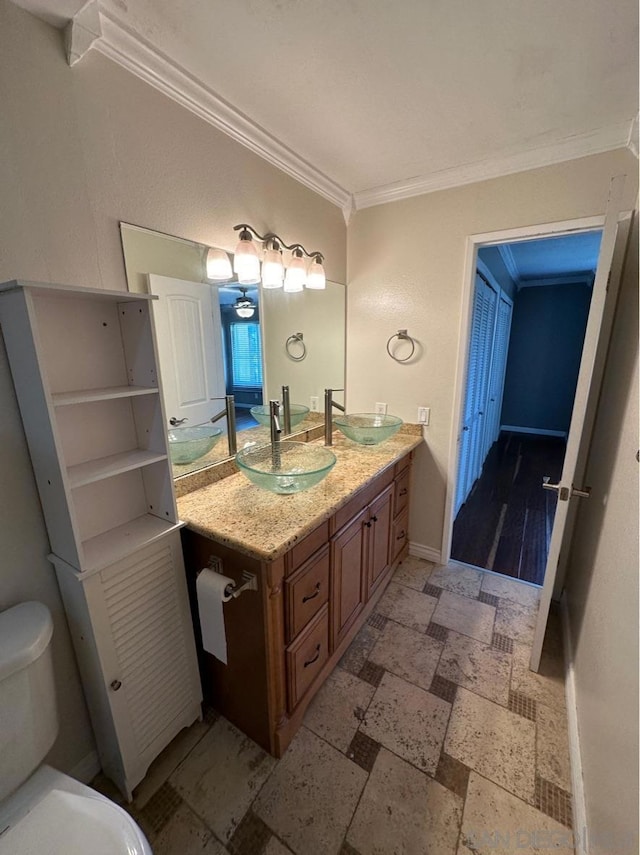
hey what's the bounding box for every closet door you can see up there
[484,295,513,451]
[455,283,484,514]
[469,277,497,483]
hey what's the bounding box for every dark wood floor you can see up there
[451,432,566,586]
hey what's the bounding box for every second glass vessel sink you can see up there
[334,413,403,445]
[236,441,336,494]
[168,425,223,465]
[250,403,310,428]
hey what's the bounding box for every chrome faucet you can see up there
[281,385,292,435]
[209,395,237,455]
[324,388,345,446]
[270,399,282,469]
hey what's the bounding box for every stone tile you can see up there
[358,660,385,688]
[434,752,470,800]
[392,555,434,591]
[429,563,483,598]
[228,810,271,855]
[362,671,450,774]
[304,668,375,753]
[347,748,462,855]
[170,717,276,843]
[445,687,536,802]
[534,775,573,829]
[437,630,511,705]
[339,623,381,675]
[480,573,541,609]
[254,727,366,855]
[536,703,572,792]
[491,632,514,654]
[426,621,449,642]
[509,689,537,722]
[366,612,387,630]
[430,674,458,704]
[511,644,566,712]
[460,772,574,854]
[347,730,381,773]
[376,581,438,632]
[152,803,227,855]
[369,619,443,691]
[494,600,538,645]
[264,839,293,855]
[138,782,183,837]
[134,718,211,809]
[432,590,496,644]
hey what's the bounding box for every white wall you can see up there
[564,217,638,854]
[0,0,346,774]
[347,150,638,553]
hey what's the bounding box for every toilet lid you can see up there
[0,787,150,855]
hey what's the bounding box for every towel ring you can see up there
[285,332,306,361]
[386,329,416,363]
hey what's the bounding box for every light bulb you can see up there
[284,250,306,292]
[206,247,233,281]
[262,242,284,289]
[233,232,261,284]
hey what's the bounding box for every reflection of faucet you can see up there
[282,385,292,435]
[324,388,345,446]
[209,395,237,455]
[270,399,282,469]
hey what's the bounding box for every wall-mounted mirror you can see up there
[119,223,346,478]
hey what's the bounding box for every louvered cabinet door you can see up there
[81,533,202,797]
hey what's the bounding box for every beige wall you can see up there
[564,218,638,854]
[0,0,346,775]
[347,149,638,552]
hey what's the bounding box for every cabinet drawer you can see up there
[390,509,409,563]
[286,520,330,576]
[393,468,410,519]
[286,605,329,711]
[393,452,413,477]
[285,546,330,642]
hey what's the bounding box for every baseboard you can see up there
[560,591,588,855]
[408,542,442,564]
[500,424,568,439]
[69,749,101,784]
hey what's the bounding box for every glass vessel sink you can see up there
[250,403,310,428]
[168,425,224,465]
[236,441,336,494]
[334,413,403,445]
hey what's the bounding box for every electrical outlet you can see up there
[310,396,319,412]
[418,406,430,425]
[375,402,388,415]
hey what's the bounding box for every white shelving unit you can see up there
[0,280,202,799]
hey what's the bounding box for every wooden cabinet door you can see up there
[330,509,367,651]
[367,485,393,598]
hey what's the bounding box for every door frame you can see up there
[441,213,611,567]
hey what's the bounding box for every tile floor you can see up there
[95,557,575,855]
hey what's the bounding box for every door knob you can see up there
[169,416,188,426]
[542,478,591,501]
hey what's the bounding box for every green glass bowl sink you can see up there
[168,425,223,465]
[236,441,336,494]
[250,403,310,429]
[334,413,403,445]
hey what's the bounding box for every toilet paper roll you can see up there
[196,569,235,664]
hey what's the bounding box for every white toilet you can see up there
[0,601,152,854]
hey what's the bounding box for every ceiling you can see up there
[12,0,639,213]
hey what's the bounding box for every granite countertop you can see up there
[177,428,422,562]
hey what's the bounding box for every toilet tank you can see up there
[0,602,58,802]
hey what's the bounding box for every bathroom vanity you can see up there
[177,431,420,756]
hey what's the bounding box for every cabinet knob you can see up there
[371,515,378,523]
[399,488,408,497]
[110,679,122,691]
[396,531,406,541]
[364,520,372,528]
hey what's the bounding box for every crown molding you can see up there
[497,244,519,284]
[91,10,351,211]
[352,120,635,211]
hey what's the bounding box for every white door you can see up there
[530,175,626,671]
[483,294,513,456]
[148,274,225,428]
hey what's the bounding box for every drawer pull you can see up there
[371,515,378,523]
[302,582,321,603]
[396,531,406,541]
[399,488,408,497]
[304,644,321,668]
[110,679,122,691]
[364,520,372,528]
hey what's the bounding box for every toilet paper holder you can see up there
[198,557,258,600]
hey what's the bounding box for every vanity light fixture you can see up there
[206,247,233,281]
[233,287,256,318]
[233,224,326,291]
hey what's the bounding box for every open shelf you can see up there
[68,449,168,488]
[81,515,184,574]
[53,386,159,406]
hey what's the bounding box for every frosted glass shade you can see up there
[262,246,284,289]
[206,248,233,281]
[284,254,306,292]
[306,257,326,289]
[233,238,261,284]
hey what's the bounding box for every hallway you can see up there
[451,432,566,585]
